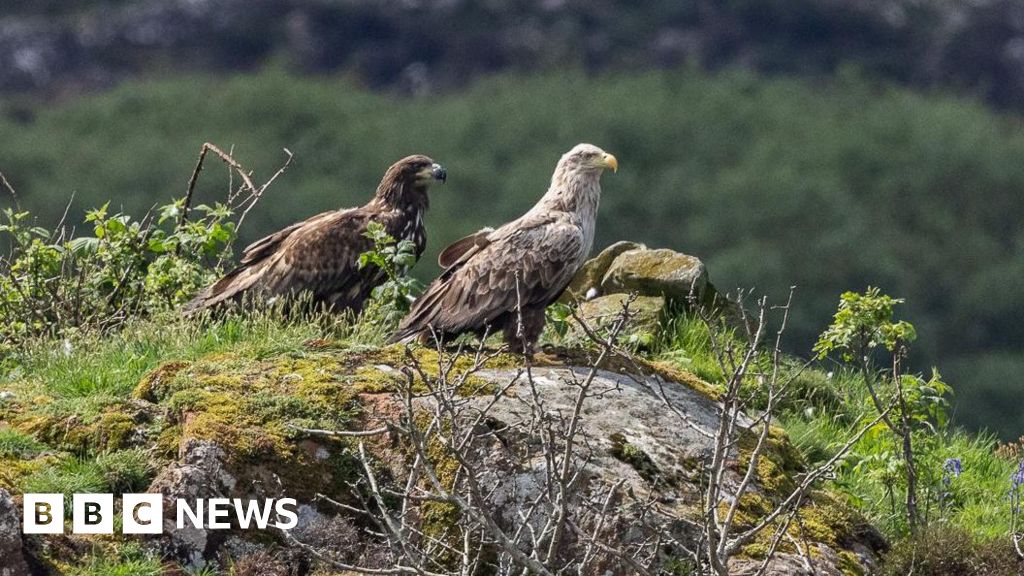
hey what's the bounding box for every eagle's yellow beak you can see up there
[600,153,618,173]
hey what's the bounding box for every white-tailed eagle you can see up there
[183,155,446,313]
[390,143,616,352]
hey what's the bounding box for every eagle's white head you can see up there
[554,143,618,180]
[543,143,617,215]
[535,143,617,260]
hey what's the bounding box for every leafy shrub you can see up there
[357,221,423,331]
[1,178,246,356]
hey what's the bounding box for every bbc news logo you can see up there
[23,494,299,534]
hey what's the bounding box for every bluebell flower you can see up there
[941,457,962,487]
[1013,459,1024,492]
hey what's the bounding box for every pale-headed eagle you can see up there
[390,143,617,352]
[183,155,446,313]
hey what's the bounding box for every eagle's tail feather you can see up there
[181,262,266,315]
[388,279,453,344]
[386,328,419,345]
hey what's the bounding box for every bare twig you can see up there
[0,170,19,211]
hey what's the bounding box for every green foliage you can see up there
[358,221,422,330]
[0,198,236,355]
[544,301,574,340]
[814,287,916,361]
[902,369,953,432]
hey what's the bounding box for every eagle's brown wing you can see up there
[183,208,379,313]
[391,213,584,342]
[437,227,494,269]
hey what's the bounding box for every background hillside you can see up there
[1,1,1023,440]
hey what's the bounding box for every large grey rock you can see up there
[0,489,30,576]
[563,241,646,302]
[576,293,665,349]
[423,364,880,575]
[601,248,709,303]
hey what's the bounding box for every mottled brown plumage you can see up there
[183,155,445,314]
[391,144,617,352]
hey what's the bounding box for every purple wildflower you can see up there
[1013,459,1024,492]
[942,457,962,487]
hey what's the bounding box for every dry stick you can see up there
[282,530,446,576]
[397,346,556,576]
[236,148,293,236]
[892,343,920,532]
[542,295,633,566]
[750,493,807,576]
[704,298,768,573]
[51,190,76,243]
[720,291,794,546]
[180,142,258,229]
[356,441,435,571]
[578,479,627,574]
[566,519,654,576]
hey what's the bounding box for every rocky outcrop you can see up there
[602,248,708,302]
[148,440,238,568]
[107,344,881,574]
[0,250,882,573]
[564,242,737,347]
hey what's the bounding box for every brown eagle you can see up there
[390,143,617,352]
[183,155,446,314]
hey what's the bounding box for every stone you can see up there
[601,248,708,303]
[576,293,665,349]
[0,489,30,576]
[562,241,646,302]
[148,440,238,568]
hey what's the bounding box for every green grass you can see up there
[784,410,1019,540]
[23,458,107,512]
[0,286,1019,569]
[68,543,163,576]
[655,313,728,384]
[94,448,154,494]
[0,426,45,457]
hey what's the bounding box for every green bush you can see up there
[0,196,237,355]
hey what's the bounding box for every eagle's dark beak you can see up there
[431,163,447,183]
